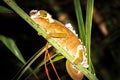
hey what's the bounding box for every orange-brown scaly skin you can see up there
[30,10,87,80]
[33,18,81,57]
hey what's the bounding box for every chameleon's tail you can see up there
[66,60,83,80]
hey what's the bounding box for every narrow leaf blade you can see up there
[0,35,25,63]
[0,6,13,13]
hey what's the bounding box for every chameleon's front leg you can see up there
[45,22,68,38]
[38,30,67,38]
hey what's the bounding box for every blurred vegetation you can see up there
[0,0,120,80]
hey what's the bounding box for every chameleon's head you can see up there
[30,10,54,23]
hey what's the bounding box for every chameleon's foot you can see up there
[72,45,86,64]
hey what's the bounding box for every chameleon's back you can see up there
[31,16,81,55]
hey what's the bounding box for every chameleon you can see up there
[30,10,89,80]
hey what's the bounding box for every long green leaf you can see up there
[0,5,13,13]
[0,35,25,64]
[74,0,85,44]
[0,35,38,79]
[85,0,95,74]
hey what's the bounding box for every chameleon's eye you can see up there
[39,10,47,17]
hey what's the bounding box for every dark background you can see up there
[0,0,120,80]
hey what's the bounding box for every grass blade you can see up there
[0,35,38,79]
[0,35,25,64]
[0,5,13,13]
[13,45,49,80]
[25,47,61,79]
[74,0,85,44]
[85,0,95,74]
